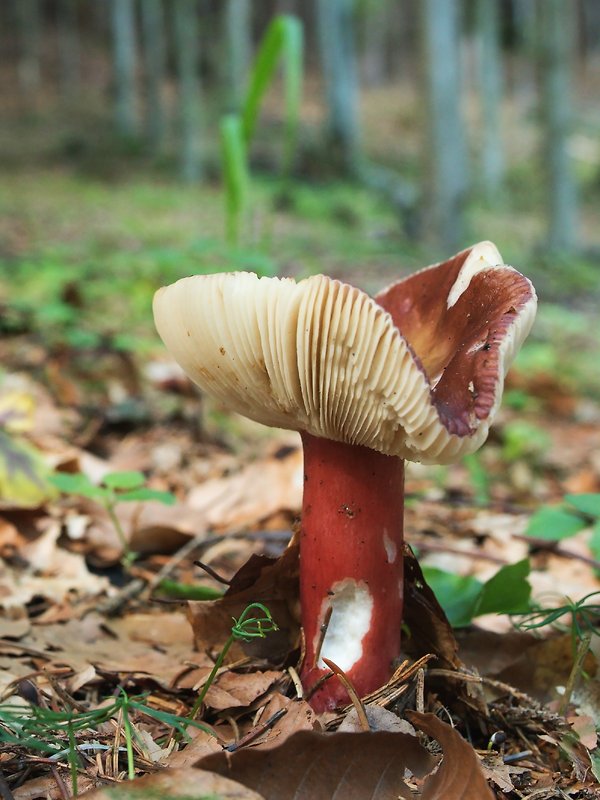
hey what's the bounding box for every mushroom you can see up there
[153,242,537,712]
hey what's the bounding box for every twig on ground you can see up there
[193,560,232,585]
[50,765,70,800]
[514,534,600,572]
[412,541,508,565]
[225,709,288,752]
[322,658,370,731]
[415,668,425,713]
[96,579,147,617]
[146,533,211,592]
[0,771,15,800]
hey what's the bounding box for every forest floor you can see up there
[2,87,600,797]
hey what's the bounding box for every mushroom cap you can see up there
[153,243,537,464]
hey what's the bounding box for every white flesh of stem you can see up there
[317,579,373,672]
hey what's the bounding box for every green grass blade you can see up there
[67,722,78,797]
[241,15,303,170]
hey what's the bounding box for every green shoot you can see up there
[221,114,249,247]
[241,15,303,172]
[188,602,278,722]
[50,470,176,568]
[220,14,303,245]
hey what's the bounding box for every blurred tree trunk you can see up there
[57,0,80,102]
[110,0,137,138]
[316,0,361,172]
[173,0,203,183]
[511,0,537,110]
[362,0,388,87]
[420,0,468,250]
[539,0,578,252]
[475,0,504,198]
[15,0,42,97]
[581,0,600,63]
[223,0,252,112]
[141,0,166,149]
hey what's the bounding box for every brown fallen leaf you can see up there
[81,767,265,799]
[3,611,210,689]
[196,729,436,799]
[0,525,109,611]
[13,774,96,799]
[480,751,526,794]
[568,713,598,751]
[402,545,461,671]
[186,446,303,531]
[187,541,300,664]
[408,711,495,800]
[339,703,416,734]
[237,692,320,750]
[203,669,283,711]
[457,628,598,705]
[167,728,224,769]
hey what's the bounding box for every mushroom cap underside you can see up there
[153,242,537,464]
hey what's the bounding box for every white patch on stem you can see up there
[383,529,397,564]
[317,580,373,672]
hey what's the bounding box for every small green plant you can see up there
[513,591,600,714]
[221,14,303,245]
[188,602,278,722]
[50,470,176,567]
[0,690,211,796]
[513,590,600,651]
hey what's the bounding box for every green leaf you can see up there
[423,560,532,628]
[49,471,108,500]
[421,567,483,628]
[102,471,146,491]
[565,493,600,519]
[525,507,587,540]
[117,487,176,505]
[474,559,531,617]
[0,431,54,508]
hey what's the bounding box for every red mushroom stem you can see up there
[299,432,405,712]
